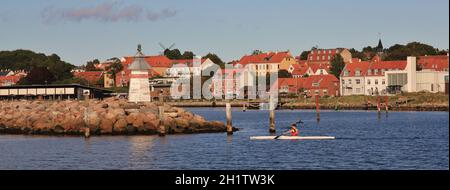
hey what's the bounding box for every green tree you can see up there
[181,51,195,59]
[329,54,345,79]
[105,57,124,87]
[202,53,225,68]
[164,49,182,59]
[299,51,310,60]
[17,66,55,85]
[85,59,101,71]
[53,77,90,86]
[0,50,75,82]
[252,50,263,55]
[278,69,292,78]
[384,42,441,61]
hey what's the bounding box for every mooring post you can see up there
[385,96,389,113]
[84,128,90,138]
[226,103,233,135]
[377,95,381,113]
[315,95,320,121]
[243,103,246,112]
[158,106,166,136]
[269,109,276,133]
[83,104,90,138]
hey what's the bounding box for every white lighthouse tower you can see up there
[128,44,151,102]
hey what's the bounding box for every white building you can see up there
[341,56,449,96]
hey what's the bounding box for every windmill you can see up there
[158,42,176,55]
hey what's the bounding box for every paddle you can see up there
[274,130,290,139]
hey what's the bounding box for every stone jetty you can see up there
[0,98,236,136]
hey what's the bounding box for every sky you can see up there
[0,0,449,66]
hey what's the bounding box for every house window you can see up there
[343,70,349,77]
[367,79,371,85]
[355,70,361,76]
[314,90,320,95]
[382,79,385,85]
[356,79,361,84]
[323,90,328,95]
[310,56,313,60]
[317,56,320,60]
[348,79,352,84]
[367,69,372,75]
[374,69,378,75]
[381,69,385,75]
[342,80,345,85]
[322,55,325,60]
[375,79,378,85]
[328,55,331,60]
[312,82,320,87]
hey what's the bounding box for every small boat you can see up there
[250,136,335,140]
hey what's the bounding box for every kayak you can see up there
[250,136,335,140]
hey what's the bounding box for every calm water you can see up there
[0,108,448,170]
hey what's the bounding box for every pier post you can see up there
[158,106,166,136]
[377,95,381,113]
[385,96,389,113]
[269,109,276,133]
[83,101,90,138]
[315,95,320,121]
[84,127,90,138]
[226,103,233,135]
[243,103,246,112]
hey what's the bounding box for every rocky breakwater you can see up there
[0,98,237,136]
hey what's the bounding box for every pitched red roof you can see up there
[308,63,330,74]
[302,75,339,90]
[341,61,370,77]
[368,60,407,76]
[278,75,339,92]
[291,63,309,76]
[122,55,173,68]
[0,75,22,86]
[239,51,292,65]
[73,71,104,83]
[417,55,449,71]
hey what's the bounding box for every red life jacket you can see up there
[291,128,298,136]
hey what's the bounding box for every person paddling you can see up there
[289,123,299,136]
[280,123,299,136]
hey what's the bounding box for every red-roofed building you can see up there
[238,51,297,75]
[278,75,339,97]
[288,63,309,78]
[340,61,371,95]
[306,48,352,64]
[0,75,22,86]
[341,55,449,96]
[417,55,449,72]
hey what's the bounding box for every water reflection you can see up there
[129,136,157,168]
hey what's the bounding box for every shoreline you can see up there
[167,102,449,111]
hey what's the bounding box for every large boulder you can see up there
[113,118,128,133]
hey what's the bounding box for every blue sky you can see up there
[0,0,448,66]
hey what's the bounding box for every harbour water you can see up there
[0,108,448,170]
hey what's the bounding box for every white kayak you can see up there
[250,136,335,140]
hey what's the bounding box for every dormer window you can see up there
[343,70,349,77]
[355,70,361,76]
[367,69,372,75]
[312,82,319,87]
